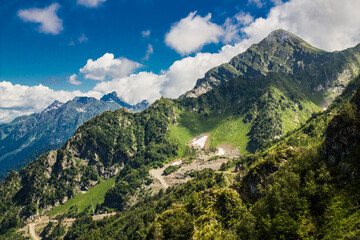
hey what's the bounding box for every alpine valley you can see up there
[1,30,360,239]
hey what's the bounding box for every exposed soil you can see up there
[148,135,241,194]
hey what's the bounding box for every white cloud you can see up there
[68,74,82,85]
[17,3,63,35]
[77,0,106,8]
[165,11,224,55]
[159,43,248,98]
[93,72,166,104]
[141,30,151,38]
[90,41,250,104]
[223,12,253,43]
[142,44,154,61]
[79,53,142,81]
[0,81,101,123]
[242,0,360,51]
[78,33,88,43]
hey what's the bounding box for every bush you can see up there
[163,165,181,176]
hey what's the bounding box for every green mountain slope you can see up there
[58,82,360,240]
[177,72,322,152]
[0,97,121,180]
[0,99,179,234]
[185,29,360,106]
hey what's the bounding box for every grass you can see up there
[267,85,322,134]
[170,111,251,156]
[47,175,116,217]
[281,99,321,134]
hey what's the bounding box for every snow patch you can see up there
[216,147,226,156]
[171,160,182,166]
[76,108,86,113]
[192,135,208,148]
[44,102,63,113]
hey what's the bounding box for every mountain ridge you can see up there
[185,29,360,105]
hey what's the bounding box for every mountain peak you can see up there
[100,91,133,109]
[267,29,296,39]
[43,100,63,113]
[261,29,320,51]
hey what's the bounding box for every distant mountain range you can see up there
[0,92,149,179]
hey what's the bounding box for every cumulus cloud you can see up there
[159,43,249,98]
[17,3,63,35]
[141,30,151,38]
[80,53,142,81]
[68,74,82,85]
[0,81,102,123]
[77,0,106,8]
[165,11,224,55]
[93,72,166,104]
[242,0,360,51]
[142,44,154,61]
[90,41,251,104]
[223,12,254,43]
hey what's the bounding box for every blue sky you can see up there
[1,0,360,123]
[1,0,272,91]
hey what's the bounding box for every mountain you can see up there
[1,30,360,239]
[131,100,150,112]
[185,29,360,105]
[51,78,360,240]
[35,76,360,240]
[0,93,149,180]
[100,91,133,109]
[100,91,150,111]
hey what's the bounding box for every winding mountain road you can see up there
[27,212,116,240]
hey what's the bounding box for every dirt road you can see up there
[26,212,116,240]
[29,223,40,240]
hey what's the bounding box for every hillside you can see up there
[43,82,360,240]
[0,30,360,239]
[0,94,149,180]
